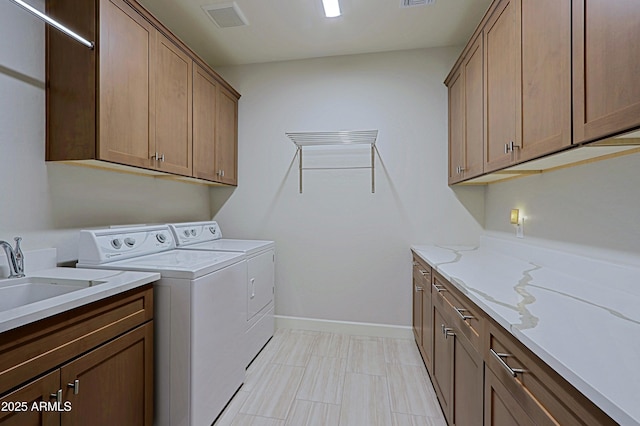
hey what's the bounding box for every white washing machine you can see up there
[169,221,275,367]
[77,225,246,426]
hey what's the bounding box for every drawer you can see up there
[412,254,432,282]
[432,271,484,351]
[486,322,616,426]
[0,285,153,396]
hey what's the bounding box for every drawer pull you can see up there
[490,349,528,377]
[419,270,430,277]
[432,283,447,293]
[444,327,455,339]
[415,285,424,292]
[412,261,418,266]
[454,307,475,321]
[50,389,62,401]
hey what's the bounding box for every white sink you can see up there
[0,277,106,313]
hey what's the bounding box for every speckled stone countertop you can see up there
[411,237,640,426]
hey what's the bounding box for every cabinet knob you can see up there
[68,379,80,395]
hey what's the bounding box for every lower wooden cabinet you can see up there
[410,250,616,426]
[431,271,483,426]
[412,257,433,375]
[0,286,154,426]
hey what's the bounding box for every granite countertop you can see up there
[411,238,640,426]
[0,266,160,333]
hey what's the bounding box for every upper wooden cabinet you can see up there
[215,86,239,186]
[446,0,582,182]
[46,0,240,185]
[519,0,571,162]
[154,33,193,176]
[484,0,521,173]
[447,36,484,184]
[573,0,640,144]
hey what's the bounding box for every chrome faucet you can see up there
[0,237,25,278]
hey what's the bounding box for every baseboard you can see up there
[274,315,413,339]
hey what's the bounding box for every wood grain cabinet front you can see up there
[46,0,240,184]
[412,256,433,375]
[446,0,573,182]
[485,322,617,426]
[572,0,640,144]
[0,286,154,426]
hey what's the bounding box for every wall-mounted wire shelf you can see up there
[286,130,378,193]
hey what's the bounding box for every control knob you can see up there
[124,237,136,247]
[183,230,190,237]
[156,233,167,243]
[111,239,122,249]
[190,229,196,236]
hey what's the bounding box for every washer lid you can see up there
[180,239,274,256]
[78,250,245,279]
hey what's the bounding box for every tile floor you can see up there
[214,329,447,426]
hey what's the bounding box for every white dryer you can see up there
[77,225,246,426]
[169,221,275,367]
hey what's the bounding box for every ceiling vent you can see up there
[401,0,436,7]
[202,2,249,28]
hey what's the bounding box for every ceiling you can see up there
[137,0,492,67]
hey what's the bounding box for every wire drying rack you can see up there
[286,130,378,193]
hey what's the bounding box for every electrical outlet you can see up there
[516,222,524,238]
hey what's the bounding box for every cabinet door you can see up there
[154,33,193,176]
[462,36,484,179]
[0,370,60,426]
[216,86,239,185]
[99,0,155,168]
[448,68,465,184]
[573,0,640,143]
[420,270,432,374]
[193,64,218,181]
[484,366,535,426]
[452,331,483,426]
[484,0,521,172]
[412,263,424,347]
[518,0,571,162]
[60,323,153,426]
[431,298,453,423]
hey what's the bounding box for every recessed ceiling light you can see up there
[322,0,341,18]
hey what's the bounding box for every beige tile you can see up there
[347,335,386,376]
[311,332,350,358]
[383,338,424,366]
[339,373,392,426]
[214,391,251,426]
[296,356,346,404]
[240,364,305,419]
[245,342,280,392]
[386,364,442,417]
[230,414,285,426]
[284,400,340,426]
[271,330,318,367]
[391,412,447,426]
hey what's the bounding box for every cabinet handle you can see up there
[458,166,465,173]
[442,324,454,339]
[151,152,159,160]
[504,143,509,154]
[510,141,520,152]
[415,285,424,292]
[50,389,62,401]
[490,349,528,377]
[67,379,80,395]
[412,261,418,266]
[454,307,475,321]
[419,270,429,277]
[221,170,225,177]
[432,283,447,293]
[250,278,256,298]
[159,153,165,162]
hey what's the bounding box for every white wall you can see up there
[0,0,211,266]
[484,151,640,263]
[212,48,485,327]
